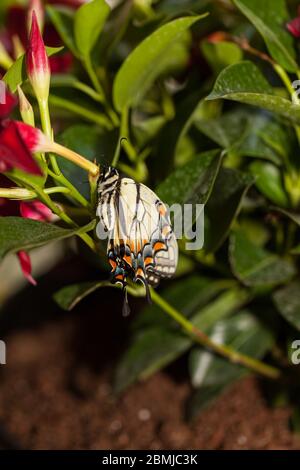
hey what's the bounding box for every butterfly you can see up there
[96,166,178,314]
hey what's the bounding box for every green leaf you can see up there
[114,327,191,393]
[206,61,300,124]
[233,0,297,72]
[186,384,227,420]
[190,311,274,388]
[153,90,204,178]
[0,217,95,260]
[273,281,300,331]
[3,46,64,93]
[229,229,296,286]
[249,161,289,207]
[54,280,112,311]
[156,149,222,207]
[113,15,207,111]
[187,310,274,419]
[205,168,254,253]
[74,0,110,57]
[57,124,117,198]
[113,285,249,393]
[201,40,243,74]
[134,276,237,330]
[46,6,78,56]
[4,153,48,189]
[196,108,291,164]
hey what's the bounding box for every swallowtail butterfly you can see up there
[97,166,178,314]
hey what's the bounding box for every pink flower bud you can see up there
[20,200,53,222]
[17,250,37,286]
[26,11,50,102]
[0,86,17,119]
[28,0,45,34]
[287,17,300,38]
[13,121,51,153]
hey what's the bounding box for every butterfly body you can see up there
[97,166,178,297]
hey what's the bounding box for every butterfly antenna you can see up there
[122,287,131,317]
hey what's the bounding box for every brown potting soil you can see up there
[0,284,300,450]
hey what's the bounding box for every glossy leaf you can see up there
[58,125,117,198]
[250,161,289,207]
[134,276,238,330]
[113,15,206,111]
[205,168,254,253]
[233,0,297,72]
[229,229,296,286]
[187,310,274,419]
[157,149,222,207]
[153,90,204,179]
[0,217,95,260]
[186,384,227,420]
[206,61,300,124]
[201,40,243,74]
[273,281,300,331]
[3,46,64,93]
[114,284,249,392]
[54,280,112,311]
[74,0,110,57]
[196,108,291,164]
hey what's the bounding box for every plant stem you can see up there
[84,55,105,99]
[0,186,71,199]
[48,95,113,130]
[33,185,96,252]
[47,169,90,209]
[273,64,300,145]
[83,56,119,127]
[38,97,92,208]
[150,288,281,380]
[38,97,61,175]
[50,75,104,103]
[50,142,99,176]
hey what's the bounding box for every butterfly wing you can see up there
[119,180,178,287]
[97,169,178,291]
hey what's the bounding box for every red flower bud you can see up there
[26,11,50,102]
[28,0,45,33]
[20,200,53,222]
[287,17,300,38]
[17,250,37,286]
[0,86,17,119]
[47,0,88,8]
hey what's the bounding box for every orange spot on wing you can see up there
[144,257,153,266]
[109,259,117,270]
[136,268,144,277]
[123,255,132,266]
[158,204,166,216]
[154,241,166,252]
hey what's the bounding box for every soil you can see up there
[0,259,300,450]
